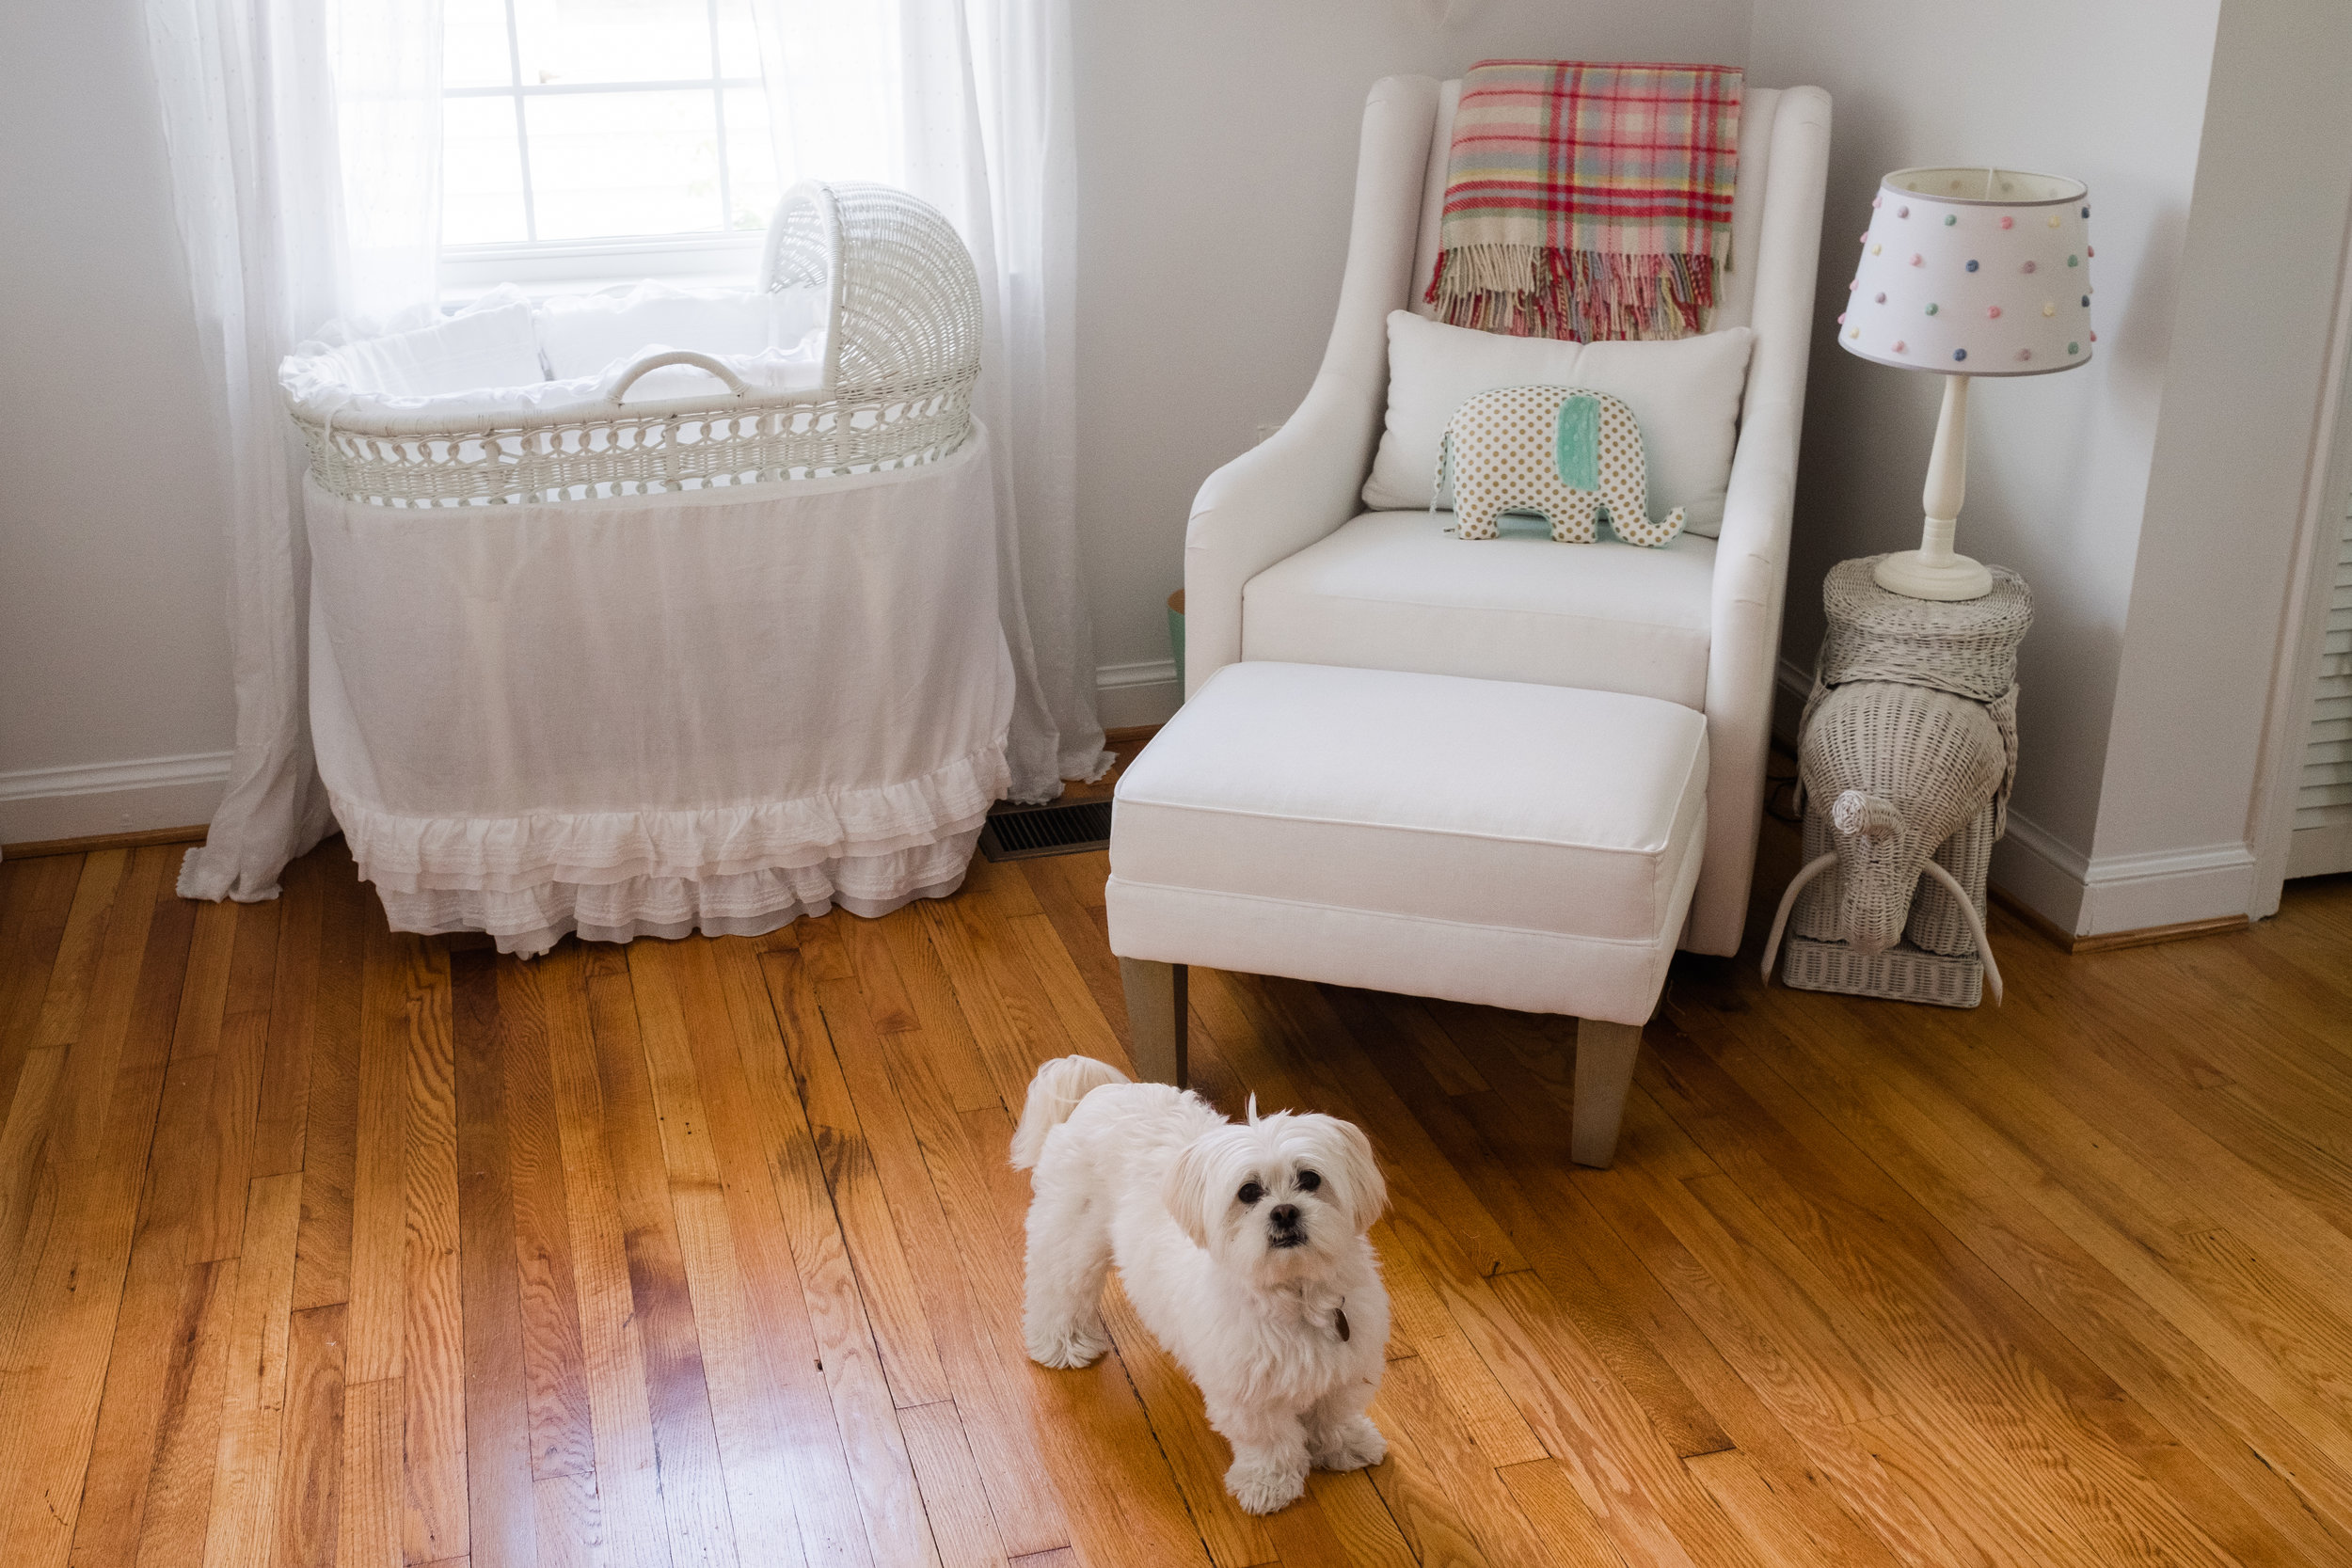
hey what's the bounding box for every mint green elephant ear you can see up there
[1554,392,1599,491]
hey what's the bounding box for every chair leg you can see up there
[1571,1018,1643,1167]
[1119,958,1188,1088]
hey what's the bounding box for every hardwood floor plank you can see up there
[4,851,191,1568]
[1492,1458,1626,1568]
[538,946,674,1568]
[250,850,325,1180]
[400,935,466,1566]
[530,1468,601,1568]
[895,1399,1009,1568]
[338,1375,405,1568]
[627,942,818,1568]
[452,953,534,1568]
[582,948,739,1568]
[860,980,1073,1558]
[874,911,1008,1115]
[917,895,1076,1110]
[67,1051,215,1568]
[131,1257,238,1568]
[699,937,888,1568]
[0,853,83,1115]
[291,849,367,1310]
[736,943,942,1568]
[276,1305,346,1568]
[194,900,281,1262]
[488,959,595,1486]
[199,1172,304,1568]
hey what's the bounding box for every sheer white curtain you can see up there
[754,0,1106,796]
[147,0,444,899]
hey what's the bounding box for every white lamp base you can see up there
[1873,547,1994,601]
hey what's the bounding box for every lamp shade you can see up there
[1839,167,2092,375]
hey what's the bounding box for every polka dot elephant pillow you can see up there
[1438,386,1685,546]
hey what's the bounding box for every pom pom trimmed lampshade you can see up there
[1842,167,2093,372]
[1837,166,2096,600]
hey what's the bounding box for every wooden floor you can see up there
[2,814,2351,1568]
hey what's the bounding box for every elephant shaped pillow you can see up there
[1441,386,1685,546]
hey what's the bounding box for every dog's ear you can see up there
[1162,1137,1216,1250]
[1325,1118,1387,1234]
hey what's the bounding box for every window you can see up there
[440,0,781,290]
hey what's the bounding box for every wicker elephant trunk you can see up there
[1765,557,2031,1007]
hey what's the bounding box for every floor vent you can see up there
[977,800,1114,862]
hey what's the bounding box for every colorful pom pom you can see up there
[1924,303,1939,315]
[1987,306,2002,318]
[1953,348,1967,361]
[1999,215,2014,230]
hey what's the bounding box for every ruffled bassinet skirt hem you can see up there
[373,828,985,958]
[332,742,1009,895]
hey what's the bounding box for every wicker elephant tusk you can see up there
[1437,386,1688,546]
[1759,679,2010,1003]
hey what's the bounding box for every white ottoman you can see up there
[1106,661,1708,1166]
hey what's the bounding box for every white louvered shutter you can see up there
[2287,494,2352,878]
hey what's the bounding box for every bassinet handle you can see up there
[601,349,751,406]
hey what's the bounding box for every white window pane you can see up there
[714,0,760,77]
[512,0,714,87]
[722,86,778,230]
[443,0,516,89]
[442,96,532,245]
[525,89,723,239]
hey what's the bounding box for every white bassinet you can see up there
[287,182,1015,957]
[282,180,982,506]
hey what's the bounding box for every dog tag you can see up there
[1335,1307,1350,1342]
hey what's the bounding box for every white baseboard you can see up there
[1096,658,1182,730]
[0,751,230,846]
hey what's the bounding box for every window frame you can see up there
[438,0,773,294]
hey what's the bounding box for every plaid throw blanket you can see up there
[1426,60,1742,341]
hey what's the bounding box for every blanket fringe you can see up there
[1424,244,1722,341]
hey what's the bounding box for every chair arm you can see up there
[1183,367,1387,698]
[1182,73,1440,701]
[1692,85,1832,956]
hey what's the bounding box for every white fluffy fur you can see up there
[1011,1054,1391,1514]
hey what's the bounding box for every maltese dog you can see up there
[1010,1054,1391,1514]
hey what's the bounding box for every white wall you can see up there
[2084,0,2352,929]
[1072,0,1755,725]
[0,0,237,843]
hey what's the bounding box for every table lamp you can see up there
[1839,166,2093,599]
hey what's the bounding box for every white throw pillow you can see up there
[1362,310,1755,537]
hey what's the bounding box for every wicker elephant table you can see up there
[1762,556,2032,1007]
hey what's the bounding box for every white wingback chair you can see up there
[1182,76,1832,957]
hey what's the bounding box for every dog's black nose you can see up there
[1269,1204,1299,1228]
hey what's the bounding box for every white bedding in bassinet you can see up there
[278,279,831,428]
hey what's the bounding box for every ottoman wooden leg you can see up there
[1571,1018,1642,1168]
[1120,958,1188,1088]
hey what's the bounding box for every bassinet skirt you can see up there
[306,428,1013,956]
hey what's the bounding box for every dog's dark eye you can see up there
[1237,1182,1264,1206]
[1296,1170,1321,1192]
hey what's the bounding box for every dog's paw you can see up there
[1024,1319,1109,1370]
[1225,1452,1308,1515]
[1309,1415,1387,1471]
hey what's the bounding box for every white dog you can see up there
[1010,1054,1391,1514]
